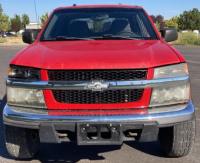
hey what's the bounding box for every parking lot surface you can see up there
[0,44,200,163]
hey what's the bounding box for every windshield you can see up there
[40,8,158,41]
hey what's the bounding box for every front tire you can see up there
[4,125,40,159]
[159,119,195,157]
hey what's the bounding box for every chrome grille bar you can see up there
[6,75,190,90]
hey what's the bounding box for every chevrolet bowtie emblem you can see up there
[85,81,109,91]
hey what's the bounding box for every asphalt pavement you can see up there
[0,44,200,163]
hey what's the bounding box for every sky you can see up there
[1,0,200,22]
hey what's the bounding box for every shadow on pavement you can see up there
[125,140,166,158]
[32,141,165,163]
[34,143,121,163]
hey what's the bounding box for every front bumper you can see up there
[3,101,195,128]
[3,101,195,144]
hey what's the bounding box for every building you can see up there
[26,22,42,31]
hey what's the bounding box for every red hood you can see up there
[14,40,180,69]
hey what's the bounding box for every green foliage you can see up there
[171,16,179,24]
[22,14,30,29]
[40,12,49,27]
[0,3,3,33]
[0,14,11,32]
[11,14,21,24]
[165,16,179,29]
[154,22,160,31]
[178,8,200,30]
[172,32,200,46]
[93,21,103,32]
[165,20,178,29]
[7,20,11,31]
[0,38,7,43]
[0,4,3,13]
[0,4,3,19]
[0,4,3,20]
[119,3,122,5]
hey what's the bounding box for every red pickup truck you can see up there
[4,5,195,159]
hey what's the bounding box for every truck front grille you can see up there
[48,69,147,81]
[52,89,144,104]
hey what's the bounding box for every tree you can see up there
[154,22,160,31]
[165,20,178,29]
[0,4,3,20]
[150,15,156,23]
[0,14,11,32]
[171,16,179,24]
[11,14,22,29]
[11,22,20,33]
[40,12,49,27]
[0,3,3,36]
[119,3,122,5]
[22,14,30,29]
[150,15,165,30]
[178,8,200,30]
[7,20,11,32]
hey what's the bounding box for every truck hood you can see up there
[14,40,180,69]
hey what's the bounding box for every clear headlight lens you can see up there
[154,63,188,79]
[8,66,40,80]
[149,83,190,107]
[7,87,46,108]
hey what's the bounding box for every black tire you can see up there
[4,125,40,159]
[159,119,195,157]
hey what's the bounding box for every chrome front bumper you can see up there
[3,101,195,129]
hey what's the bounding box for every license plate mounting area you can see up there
[77,123,122,145]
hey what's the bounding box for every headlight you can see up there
[7,87,46,108]
[154,63,188,79]
[8,66,40,80]
[149,83,190,107]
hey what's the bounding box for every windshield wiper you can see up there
[42,35,141,41]
[90,34,141,40]
[42,36,94,41]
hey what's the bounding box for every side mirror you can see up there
[22,30,37,44]
[160,28,178,42]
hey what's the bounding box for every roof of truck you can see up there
[55,5,142,10]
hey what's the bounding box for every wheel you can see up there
[159,119,195,157]
[4,125,40,159]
